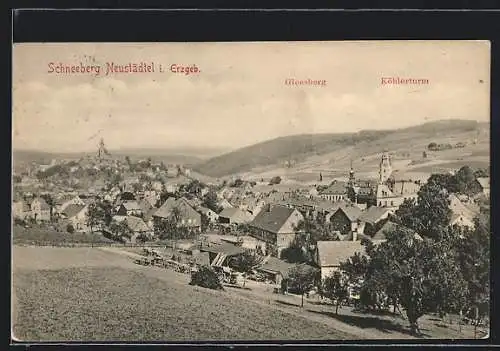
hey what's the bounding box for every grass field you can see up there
[13,266,353,342]
[13,225,115,246]
[12,246,487,342]
[410,160,489,174]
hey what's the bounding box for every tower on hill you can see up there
[97,138,111,160]
[379,150,392,184]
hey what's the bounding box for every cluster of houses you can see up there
[12,149,490,284]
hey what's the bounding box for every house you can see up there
[198,206,219,223]
[55,195,85,214]
[143,190,160,207]
[219,198,234,209]
[326,204,363,235]
[450,213,475,229]
[248,204,304,258]
[153,197,202,231]
[372,221,422,242]
[12,200,31,220]
[138,198,153,214]
[476,177,490,197]
[351,179,377,206]
[151,181,164,192]
[116,201,143,217]
[143,207,158,229]
[235,198,266,218]
[314,241,366,281]
[199,242,246,267]
[61,204,89,232]
[112,215,153,242]
[218,207,253,225]
[30,197,51,222]
[376,180,420,210]
[166,166,180,178]
[318,181,348,202]
[358,206,392,235]
[255,257,296,286]
[448,194,479,227]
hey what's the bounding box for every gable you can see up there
[278,209,304,233]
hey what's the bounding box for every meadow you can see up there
[12,246,487,342]
[13,265,353,342]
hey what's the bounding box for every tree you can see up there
[66,223,75,234]
[269,176,282,185]
[183,179,205,197]
[287,264,318,307]
[395,182,451,240]
[360,226,467,335]
[231,178,244,188]
[87,202,105,233]
[109,219,133,242]
[455,166,482,196]
[190,265,224,290]
[154,206,192,242]
[427,142,437,150]
[323,271,349,314]
[473,168,489,178]
[455,216,490,324]
[230,250,262,287]
[294,212,333,246]
[202,190,222,213]
[200,213,210,233]
[40,194,55,221]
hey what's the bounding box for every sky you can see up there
[12,41,490,153]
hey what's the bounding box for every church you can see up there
[348,151,421,211]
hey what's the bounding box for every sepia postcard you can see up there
[12,41,490,342]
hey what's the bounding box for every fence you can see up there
[13,241,176,248]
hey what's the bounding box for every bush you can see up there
[269,176,282,185]
[66,224,75,234]
[14,217,26,226]
[189,265,224,290]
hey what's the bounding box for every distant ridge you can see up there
[193,119,488,177]
[12,145,231,166]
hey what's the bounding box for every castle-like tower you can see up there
[378,150,392,183]
[97,138,111,160]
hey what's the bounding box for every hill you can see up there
[193,119,489,178]
[12,146,228,170]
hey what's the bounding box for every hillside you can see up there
[12,147,228,170]
[193,119,489,178]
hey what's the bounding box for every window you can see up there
[391,201,394,206]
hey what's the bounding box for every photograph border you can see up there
[8,7,499,349]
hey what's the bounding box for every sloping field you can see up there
[12,246,353,342]
[12,246,486,342]
[13,266,352,342]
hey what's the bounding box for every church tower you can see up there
[97,138,111,160]
[379,150,392,183]
[348,159,355,187]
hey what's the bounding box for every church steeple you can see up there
[348,159,355,187]
[379,150,392,183]
[97,138,110,160]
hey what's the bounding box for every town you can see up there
[12,134,490,340]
